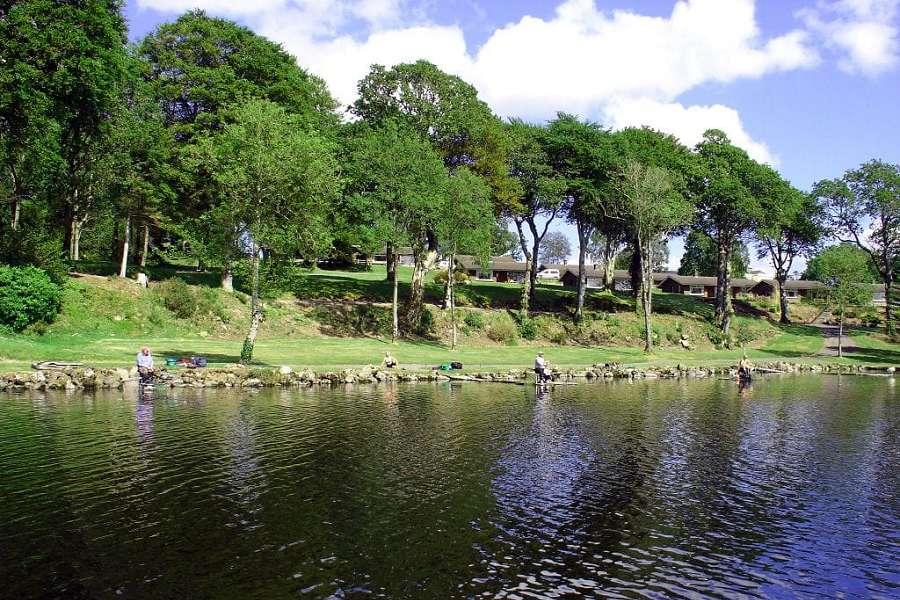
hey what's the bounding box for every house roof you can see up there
[753,279,826,290]
[561,268,674,283]
[455,255,528,272]
[660,274,757,289]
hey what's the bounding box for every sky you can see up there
[124,0,900,275]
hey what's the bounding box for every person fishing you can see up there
[738,354,753,382]
[534,352,551,384]
[383,351,398,369]
[136,346,156,384]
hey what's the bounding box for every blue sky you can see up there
[124,0,900,274]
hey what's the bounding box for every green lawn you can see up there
[0,327,881,373]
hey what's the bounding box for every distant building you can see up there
[560,268,671,290]
[748,279,826,301]
[657,274,757,298]
[372,245,416,266]
[455,255,528,283]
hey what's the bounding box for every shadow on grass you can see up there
[73,260,222,287]
[839,346,900,364]
[155,350,253,365]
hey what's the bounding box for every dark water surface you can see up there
[1,376,898,599]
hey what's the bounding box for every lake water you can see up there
[1,376,898,599]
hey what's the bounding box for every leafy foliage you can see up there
[0,266,61,331]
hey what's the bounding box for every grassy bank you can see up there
[1,264,896,373]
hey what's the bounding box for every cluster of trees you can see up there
[2,3,898,356]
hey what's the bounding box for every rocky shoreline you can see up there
[0,361,895,391]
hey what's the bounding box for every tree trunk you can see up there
[9,165,20,232]
[776,275,790,324]
[72,217,84,262]
[639,238,653,353]
[392,253,399,343]
[241,241,262,364]
[602,236,616,290]
[11,199,19,232]
[140,224,150,268]
[527,219,542,307]
[221,262,234,292]
[449,249,457,349]
[404,246,427,330]
[884,272,894,337]
[119,211,131,278]
[838,311,844,358]
[386,241,396,282]
[575,220,590,322]
[716,237,733,339]
[515,219,532,313]
[629,243,641,299]
[442,261,452,310]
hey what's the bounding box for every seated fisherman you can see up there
[136,346,156,383]
[534,351,551,383]
[738,355,753,381]
[383,351,398,369]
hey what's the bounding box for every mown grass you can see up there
[2,264,892,373]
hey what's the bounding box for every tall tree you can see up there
[544,114,614,321]
[691,130,763,338]
[138,10,337,287]
[615,238,669,272]
[613,161,693,352]
[352,60,509,327]
[341,122,449,341]
[755,170,823,323]
[437,169,494,348]
[195,100,338,362]
[804,243,879,283]
[539,231,571,265]
[678,230,750,277]
[2,0,129,260]
[814,160,900,335]
[814,245,874,356]
[504,120,566,311]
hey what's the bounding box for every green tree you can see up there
[754,169,823,323]
[613,161,693,352]
[814,160,900,335]
[539,231,571,265]
[341,122,449,340]
[195,99,338,362]
[352,60,509,327]
[437,169,494,348]
[544,114,615,321]
[137,10,337,287]
[804,244,879,282]
[1,0,129,260]
[614,238,669,272]
[814,245,873,356]
[587,227,628,289]
[691,130,764,338]
[505,120,566,311]
[678,230,750,278]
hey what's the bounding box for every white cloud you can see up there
[602,98,776,164]
[799,0,900,75]
[133,0,828,160]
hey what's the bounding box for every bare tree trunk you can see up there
[449,249,457,349]
[884,272,894,337]
[72,216,84,261]
[575,220,590,322]
[404,246,427,330]
[140,224,149,268]
[716,236,733,339]
[221,261,234,292]
[602,236,616,290]
[514,219,532,313]
[386,241,396,282]
[392,252,399,342]
[777,275,790,324]
[241,241,262,364]
[629,246,641,300]
[838,311,844,358]
[9,164,21,232]
[638,236,654,353]
[118,211,131,278]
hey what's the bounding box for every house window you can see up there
[689,286,705,295]
[785,289,799,298]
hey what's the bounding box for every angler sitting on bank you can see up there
[136,346,156,384]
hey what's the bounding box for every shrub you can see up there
[196,287,228,321]
[464,311,485,330]
[487,318,518,344]
[511,311,537,340]
[432,269,469,284]
[233,259,304,298]
[154,278,197,319]
[0,266,61,332]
